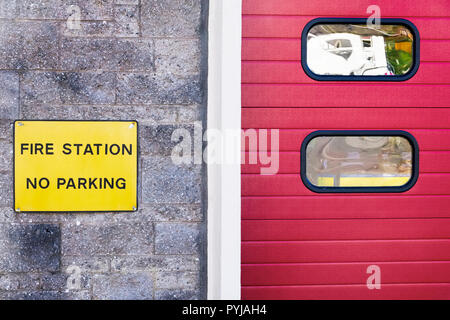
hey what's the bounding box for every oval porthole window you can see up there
[300,131,419,193]
[301,18,420,81]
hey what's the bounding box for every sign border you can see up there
[13,119,139,213]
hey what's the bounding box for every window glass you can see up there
[305,136,413,187]
[306,24,415,76]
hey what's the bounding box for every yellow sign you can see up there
[14,121,138,212]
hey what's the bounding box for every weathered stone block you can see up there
[41,272,90,291]
[140,124,194,156]
[114,5,140,37]
[21,104,181,124]
[0,174,12,207]
[141,0,202,37]
[139,205,203,222]
[17,273,41,290]
[11,290,91,300]
[0,224,61,272]
[115,0,138,4]
[0,72,19,119]
[61,20,115,37]
[92,272,153,300]
[0,121,13,141]
[62,223,153,256]
[111,254,200,272]
[178,105,202,123]
[155,288,201,300]
[62,256,109,273]
[117,72,202,105]
[155,223,201,254]
[18,0,113,20]
[21,71,116,104]
[156,271,199,289]
[60,38,154,71]
[0,142,13,172]
[0,22,58,70]
[155,39,200,75]
[60,38,117,70]
[0,0,17,18]
[0,273,40,291]
[142,157,202,204]
[0,274,19,290]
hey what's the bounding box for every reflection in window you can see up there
[306,24,414,76]
[306,136,413,187]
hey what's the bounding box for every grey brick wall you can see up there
[0,0,208,300]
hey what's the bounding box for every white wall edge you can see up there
[207,0,242,300]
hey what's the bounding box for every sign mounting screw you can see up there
[17,122,24,126]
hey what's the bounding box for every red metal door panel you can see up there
[242,151,450,173]
[243,16,450,40]
[242,130,450,151]
[242,38,450,61]
[242,262,450,285]
[242,196,450,220]
[242,62,450,84]
[241,0,450,299]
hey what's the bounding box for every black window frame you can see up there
[301,18,420,81]
[300,130,419,193]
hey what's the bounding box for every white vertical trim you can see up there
[207,0,242,300]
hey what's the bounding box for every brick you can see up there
[41,272,90,291]
[18,0,113,20]
[142,157,202,204]
[114,40,154,71]
[21,71,116,104]
[0,174,12,208]
[26,104,199,124]
[0,22,58,70]
[0,273,40,291]
[21,104,180,124]
[60,38,154,71]
[156,271,199,289]
[155,223,201,254]
[11,290,91,300]
[20,72,61,105]
[178,105,202,123]
[17,273,41,290]
[0,208,14,223]
[0,72,19,119]
[117,72,202,105]
[60,38,117,70]
[0,274,20,290]
[114,5,140,37]
[140,124,194,156]
[62,223,153,256]
[141,0,202,37]
[0,142,13,172]
[0,224,61,272]
[115,0,138,4]
[111,254,200,272]
[139,205,203,222]
[155,39,200,75]
[155,288,201,300]
[11,211,110,225]
[93,272,153,300]
[62,20,115,37]
[0,121,13,142]
[0,0,18,18]
[62,256,109,273]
